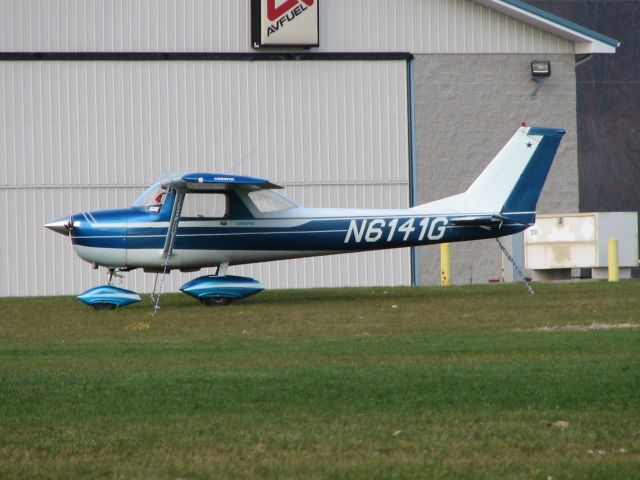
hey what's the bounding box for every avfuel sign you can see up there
[252,0,319,48]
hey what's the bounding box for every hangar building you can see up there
[0,0,618,296]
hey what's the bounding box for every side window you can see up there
[180,193,228,219]
[248,189,297,213]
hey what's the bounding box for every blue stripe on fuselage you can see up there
[71,215,529,251]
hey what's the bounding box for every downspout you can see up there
[575,54,593,67]
[407,58,419,286]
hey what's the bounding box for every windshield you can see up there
[247,189,297,213]
[132,180,168,213]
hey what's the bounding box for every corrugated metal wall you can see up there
[0,60,410,296]
[0,0,574,54]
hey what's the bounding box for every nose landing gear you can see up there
[76,268,141,310]
[76,284,142,310]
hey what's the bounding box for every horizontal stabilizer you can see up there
[451,215,501,226]
[451,213,531,229]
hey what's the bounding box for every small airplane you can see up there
[46,125,565,310]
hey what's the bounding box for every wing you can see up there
[162,172,282,192]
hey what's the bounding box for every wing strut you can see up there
[152,189,185,314]
[162,189,185,258]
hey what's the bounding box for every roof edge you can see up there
[475,0,620,54]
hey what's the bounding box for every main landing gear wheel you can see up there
[92,302,117,310]
[199,297,233,307]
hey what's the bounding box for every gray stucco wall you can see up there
[413,54,578,285]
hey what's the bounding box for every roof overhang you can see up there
[474,0,620,54]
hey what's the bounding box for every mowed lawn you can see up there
[1,282,639,479]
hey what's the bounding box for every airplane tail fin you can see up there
[413,126,565,225]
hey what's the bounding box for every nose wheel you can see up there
[91,302,118,310]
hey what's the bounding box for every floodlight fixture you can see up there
[530,60,551,99]
[530,60,551,79]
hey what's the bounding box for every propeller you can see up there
[44,215,74,236]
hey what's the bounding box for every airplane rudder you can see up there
[501,127,565,215]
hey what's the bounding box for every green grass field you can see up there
[1,282,639,479]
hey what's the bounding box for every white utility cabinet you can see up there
[525,212,638,280]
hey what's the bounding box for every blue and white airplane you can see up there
[46,125,565,309]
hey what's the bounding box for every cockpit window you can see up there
[248,189,297,213]
[132,181,167,213]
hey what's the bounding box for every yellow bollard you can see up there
[608,238,619,282]
[440,243,451,287]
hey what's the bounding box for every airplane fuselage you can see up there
[68,194,526,271]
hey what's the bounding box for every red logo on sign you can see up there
[267,0,314,21]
